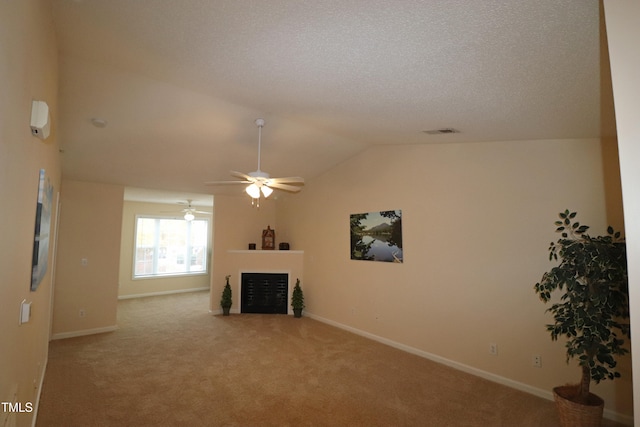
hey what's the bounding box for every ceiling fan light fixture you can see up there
[246,183,261,199]
[204,118,304,207]
[184,211,195,221]
[261,185,273,198]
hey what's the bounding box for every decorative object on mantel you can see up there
[291,278,305,318]
[350,210,403,263]
[279,242,290,250]
[248,243,256,250]
[534,210,629,427]
[262,226,275,250]
[220,275,233,316]
[204,119,304,208]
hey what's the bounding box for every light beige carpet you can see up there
[36,291,625,426]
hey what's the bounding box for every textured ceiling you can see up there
[50,0,611,201]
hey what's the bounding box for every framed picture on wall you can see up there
[31,169,53,291]
[350,210,403,263]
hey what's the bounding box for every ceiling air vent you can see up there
[422,128,461,135]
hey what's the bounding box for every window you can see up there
[134,216,208,278]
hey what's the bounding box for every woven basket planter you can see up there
[553,385,604,427]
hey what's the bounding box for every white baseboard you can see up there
[306,311,634,426]
[210,307,241,315]
[51,325,118,340]
[118,287,209,300]
[31,358,48,427]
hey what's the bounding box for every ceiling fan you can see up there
[205,119,304,205]
[164,199,212,221]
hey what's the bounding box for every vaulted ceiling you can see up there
[51,0,613,204]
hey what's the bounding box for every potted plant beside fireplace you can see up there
[220,275,232,316]
[534,210,629,427]
[291,278,305,318]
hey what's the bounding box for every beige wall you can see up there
[211,195,278,311]
[278,138,631,420]
[0,0,60,425]
[118,200,212,298]
[603,1,640,423]
[210,194,304,314]
[52,180,123,339]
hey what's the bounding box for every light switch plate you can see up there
[20,300,31,324]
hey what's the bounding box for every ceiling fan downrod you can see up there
[255,118,264,173]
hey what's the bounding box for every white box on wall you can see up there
[30,100,50,140]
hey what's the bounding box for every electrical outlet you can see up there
[489,343,498,355]
[79,309,86,318]
[533,354,542,368]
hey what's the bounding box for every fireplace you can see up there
[241,273,288,314]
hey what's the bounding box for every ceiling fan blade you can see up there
[230,170,255,181]
[267,182,303,193]
[204,180,251,185]
[268,176,305,184]
[192,210,212,215]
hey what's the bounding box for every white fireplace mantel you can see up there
[225,249,304,314]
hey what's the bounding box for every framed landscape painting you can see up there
[350,210,403,263]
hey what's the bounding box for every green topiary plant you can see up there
[291,278,305,318]
[534,210,629,407]
[220,275,232,316]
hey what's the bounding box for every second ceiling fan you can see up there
[163,199,211,221]
[205,119,304,204]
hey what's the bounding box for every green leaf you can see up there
[535,210,629,386]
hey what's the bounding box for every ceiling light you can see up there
[184,212,195,221]
[246,183,261,199]
[91,118,108,128]
[261,186,273,198]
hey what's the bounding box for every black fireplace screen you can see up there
[241,273,288,314]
